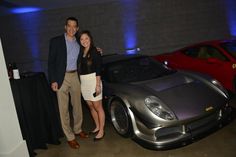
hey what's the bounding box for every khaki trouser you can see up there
[56,72,82,141]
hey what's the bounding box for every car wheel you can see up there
[110,98,133,137]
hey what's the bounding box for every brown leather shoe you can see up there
[67,139,80,149]
[75,131,89,139]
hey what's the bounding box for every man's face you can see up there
[65,20,79,38]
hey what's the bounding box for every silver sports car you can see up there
[101,54,231,149]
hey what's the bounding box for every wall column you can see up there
[0,39,29,157]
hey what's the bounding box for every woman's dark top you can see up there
[78,47,102,76]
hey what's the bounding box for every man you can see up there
[48,17,88,149]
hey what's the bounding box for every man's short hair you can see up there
[65,17,78,27]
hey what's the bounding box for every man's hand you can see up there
[51,82,58,91]
[96,47,103,55]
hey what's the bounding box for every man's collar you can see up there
[64,33,76,41]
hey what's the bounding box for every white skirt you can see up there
[80,72,102,101]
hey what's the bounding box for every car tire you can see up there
[110,98,133,137]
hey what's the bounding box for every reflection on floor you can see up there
[35,97,236,157]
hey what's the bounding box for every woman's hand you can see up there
[95,85,101,96]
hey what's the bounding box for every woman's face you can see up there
[80,33,91,49]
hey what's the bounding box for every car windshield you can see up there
[221,41,236,59]
[103,56,176,83]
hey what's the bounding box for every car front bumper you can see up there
[131,105,232,150]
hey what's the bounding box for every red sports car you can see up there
[153,39,236,93]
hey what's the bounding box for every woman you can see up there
[78,30,105,141]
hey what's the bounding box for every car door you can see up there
[161,47,202,70]
[176,46,211,72]
[183,45,231,86]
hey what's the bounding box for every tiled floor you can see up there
[35,97,236,157]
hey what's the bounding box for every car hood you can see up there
[131,72,226,120]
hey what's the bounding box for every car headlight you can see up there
[144,96,176,120]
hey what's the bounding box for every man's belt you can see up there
[66,70,77,73]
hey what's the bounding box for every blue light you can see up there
[224,0,236,36]
[17,13,42,71]
[121,0,138,54]
[126,49,136,55]
[126,47,140,55]
[124,28,137,49]
[11,7,41,14]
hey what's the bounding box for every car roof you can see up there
[102,53,146,64]
[170,39,236,53]
[187,39,236,47]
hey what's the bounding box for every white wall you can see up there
[0,39,29,157]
